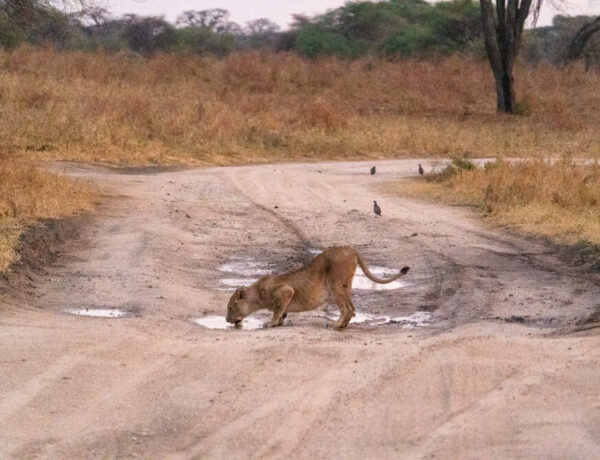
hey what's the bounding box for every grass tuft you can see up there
[387,159,600,247]
[0,157,97,271]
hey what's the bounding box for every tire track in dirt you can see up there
[225,168,311,247]
[0,337,127,424]
[171,345,397,459]
[2,160,600,459]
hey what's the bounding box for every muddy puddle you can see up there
[64,308,130,318]
[326,311,432,328]
[216,260,269,291]
[194,311,432,331]
[194,315,264,330]
[217,255,408,292]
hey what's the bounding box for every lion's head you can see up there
[226,287,250,325]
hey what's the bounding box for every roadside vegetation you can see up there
[386,158,600,254]
[0,157,96,271]
[1,48,599,165]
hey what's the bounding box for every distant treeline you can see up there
[1,0,598,64]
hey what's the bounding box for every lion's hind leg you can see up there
[331,283,355,330]
[341,300,356,328]
[333,298,349,329]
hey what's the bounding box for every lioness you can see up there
[226,246,410,329]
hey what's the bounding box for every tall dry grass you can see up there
[388,159,600,248]
[0,47,599,165]
[1,47,599,271]
[0,157,97,271]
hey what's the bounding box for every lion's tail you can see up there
[355,250,409,284]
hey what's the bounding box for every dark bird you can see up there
[418,163,424,175]
[370,166,376,175]
[373,200,381,216]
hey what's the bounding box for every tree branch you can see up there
[566,16,600,61]
[515,0,534,40]
[496,0,506,41]
[480,0,503,74]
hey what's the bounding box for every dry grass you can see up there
[1,47,599,271]
[0,47,598,166]
[388,159,600,247]
[0,157,97,271]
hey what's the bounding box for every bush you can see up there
[121,15,177,55]
[293,0,482,58]
[174,27,235,55]
[429,158,476,182]
[295,25,355,58]
[0,14,25,49]
[379,24,434,56]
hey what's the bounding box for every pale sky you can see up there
[106,0,600,29]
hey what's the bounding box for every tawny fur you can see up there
[226,246,410,330]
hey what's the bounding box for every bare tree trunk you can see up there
[480,0,534,114]
[493,70,516,113]
[566,17,600,63]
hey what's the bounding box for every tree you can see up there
[173,26,236,55]
[428,0,481,47]
[286,1,482,58]
[0,0,90,47]
[566,16,600,62]
[0,0,87,26]
[121,15,176,55]
[479,0,542,113]
[245,18,279,36]
[243,18,280,49]
[333,1,412,42]
[295,25,354,58]
[172,9,239,55]
[79,4,109,27]
[176,9,240,34]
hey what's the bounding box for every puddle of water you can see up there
[218,260,267,290]
[194,315,264,330]
[368,266,399,276]
[350,312,391,325]
[308,248,323,255]
[220,278,259,287]
[390,311,432,327]
[218,261,273,276]
[64,308,129,318]
[194,311,431,330]
[326,311,432,327]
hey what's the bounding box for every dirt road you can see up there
[1,160,599,459]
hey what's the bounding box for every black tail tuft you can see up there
[400,266,410,275]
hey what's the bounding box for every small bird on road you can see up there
[373,200,381,216]
[370,166,376,175]
[418,164,424,175]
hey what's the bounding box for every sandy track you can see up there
[1,160,599,459]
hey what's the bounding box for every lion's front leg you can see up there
[263,285,294,328]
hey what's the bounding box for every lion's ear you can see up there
[239,288,245,300]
